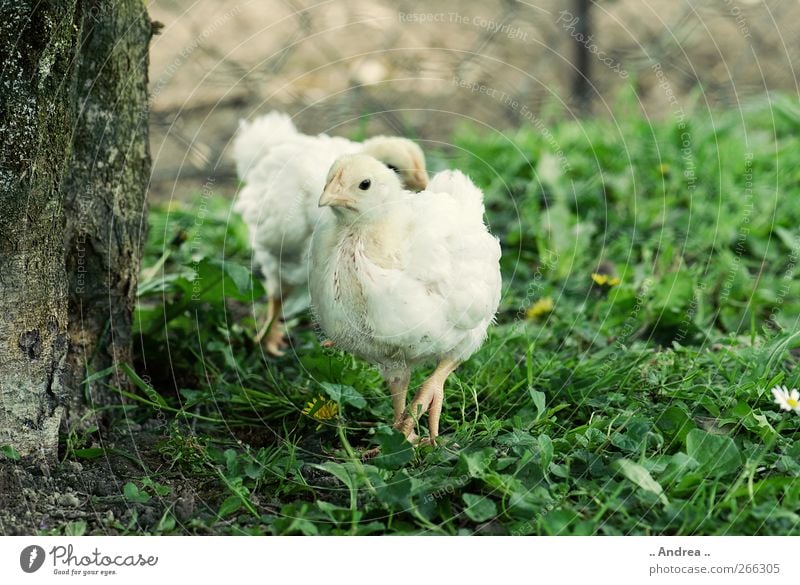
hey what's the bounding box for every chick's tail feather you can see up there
[233,111,298,180]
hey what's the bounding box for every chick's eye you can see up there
[358,179,371,191]
[386,164,400,174]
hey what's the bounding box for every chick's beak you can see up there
[319,184,344,208]
[319,169,352,208]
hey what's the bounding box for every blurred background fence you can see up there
[147,0,800,200]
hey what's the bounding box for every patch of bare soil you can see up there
[0,428,207,536]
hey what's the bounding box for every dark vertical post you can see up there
[572,0,593,113]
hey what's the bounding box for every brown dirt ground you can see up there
[0,427,214,535]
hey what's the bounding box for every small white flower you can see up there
[771,385,800,413]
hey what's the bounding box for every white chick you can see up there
[233,112,428,355]
[309,154,502,444]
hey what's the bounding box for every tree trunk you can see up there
[0,2,77,461]
[63,0,151,422]
[0,0,151,461]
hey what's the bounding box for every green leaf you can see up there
[299,354,348,381]
[659,452,699,485]
[244,460,264,480]
[188,258,264,303]
[70,448,105,460]
[314,461,356,492]
[0,445,20,461]
[462,493,498,522]
[123,482,151,504]
[724,401,777,442]
[156,511,176,533]
[81,366,116,387]
[218,495,242,518]
[656,405,695,445]
[64,520,87,536]
[120,364,168,409]
[649,270,694,320]
[376,469,413,509]
[220,261,256,295]
[458,448,495,479]
[774,226,798,251]
[372,427,414,470]
[610,417,652,453]
[224,449,239,475]
[541,508,581,536]
[686,429,742,477]
[612,458,669,506]
[141,477,171,497]
[320,383,366,409]
[528,388,546,420]
[274,504,320,535]
[497,429,537,449]
[538,434,553,475]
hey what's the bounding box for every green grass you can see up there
[118,94,799,534]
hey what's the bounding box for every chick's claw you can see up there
[261,322,288,357]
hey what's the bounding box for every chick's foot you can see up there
[262,322,288,357]
[254,296,288,357]
[394,359,458,445]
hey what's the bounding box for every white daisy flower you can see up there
[771,385,800,413]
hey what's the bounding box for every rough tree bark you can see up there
[0,2,74,461]
[0,0,151,460]
[63,1,151,422]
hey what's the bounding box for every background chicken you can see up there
[232,112,428,355]
[309,154,502,445]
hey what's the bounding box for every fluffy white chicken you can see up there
[309,154,502,445]
[233,112,428,355]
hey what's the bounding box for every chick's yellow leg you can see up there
[395,358,459,445]
[254,295,288,357]
[384,368,411,425]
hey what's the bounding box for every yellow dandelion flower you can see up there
[526,296,554,319]
[302,396,339,421]
[591,273,620,287]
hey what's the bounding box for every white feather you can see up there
[232,111,299,180]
